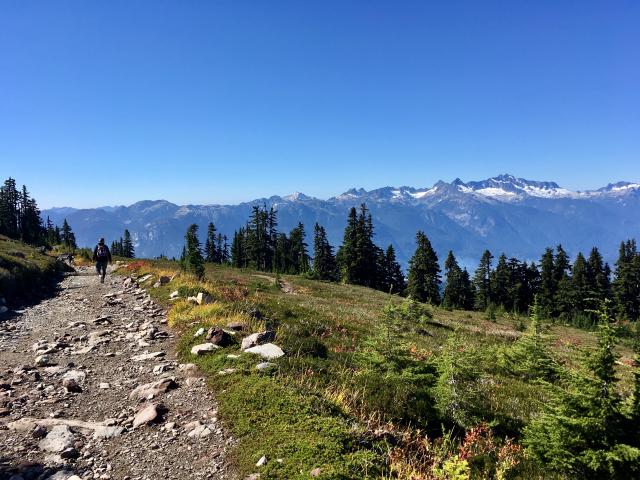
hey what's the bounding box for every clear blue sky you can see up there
[1,1,638,208]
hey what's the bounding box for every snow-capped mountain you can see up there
[42,174,640,269]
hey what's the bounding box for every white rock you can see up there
[169,290,180,299]
[244,343,284,360]
[256,455,267,467]
[131,351,165,362]
[193,327,205,338]
[191,343,220,355]
[62,370,86,384]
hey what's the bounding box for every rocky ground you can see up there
[0,267,236,480]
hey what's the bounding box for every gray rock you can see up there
[191,343,220,355]
[129,377,177,401]
[62,370,86,384]
[34,354,53,367]
[38,425,75,453]
[92,425,123,439]
[244,343,285,360]
[62,378,82,393]
[133,403,161,428]
[131,351,165,361]
[240,331,276,351]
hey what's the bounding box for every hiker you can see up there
[93,238,112,283]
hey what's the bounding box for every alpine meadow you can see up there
[2,2,639,480]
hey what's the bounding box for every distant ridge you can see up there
[43,174,640,268]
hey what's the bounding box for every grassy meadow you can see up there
[116,259,637,479]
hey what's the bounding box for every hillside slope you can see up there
[121,260,638,479]
[0,235,68,305]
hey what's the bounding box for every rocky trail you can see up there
[0,267,235,480]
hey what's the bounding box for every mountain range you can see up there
[42,174,640,269]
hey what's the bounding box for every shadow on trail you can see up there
[0,456,76,480]
[0,264,76,323]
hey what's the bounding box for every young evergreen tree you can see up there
[407,231,441,304]
[524,301,640,477]
[499,298,559,381]
[183,224,205,279]
[472,250,493,311]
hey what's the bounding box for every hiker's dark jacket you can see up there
[93,244,112,263]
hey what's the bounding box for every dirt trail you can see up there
[0,267,235,480]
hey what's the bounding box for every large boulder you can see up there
[240,331,276,351]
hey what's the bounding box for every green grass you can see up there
[117,260,637,479]
[0,235,68,303]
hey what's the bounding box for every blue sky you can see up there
[1,1,638,208]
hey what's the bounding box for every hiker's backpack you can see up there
[96,244,108,259]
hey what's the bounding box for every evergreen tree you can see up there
[383,244,405,294]
[336,207,358,284]
[312,223,338,281]
[443,250,465,309]
[613,240,640,321]
[587,247,611,303]
[288,223,310,274]
[61,219,77,251]
[122,229,135,258]
[183,224,205,279]
[204,222,217,263]
[490,253,510,309]
[221,235,230,264]
[273,232,290,273]
[538,248,556,318]
[0,177,19,239]
[231,228,246,268]
[407,231,441,304]
[570,252,589,317]
[472,250,493,310]
[554,245,573,319]
[336,204,380,288]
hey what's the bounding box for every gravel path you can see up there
[0,267,236,480]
